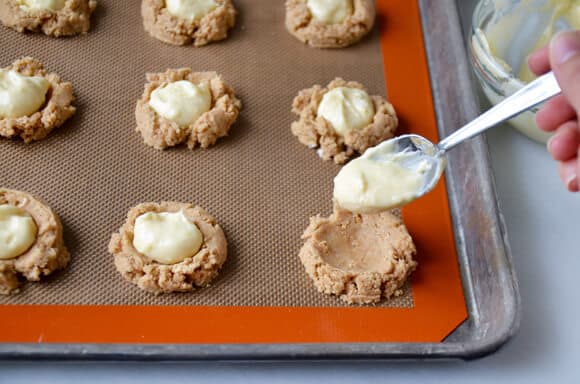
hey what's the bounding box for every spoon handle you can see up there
[438,71,561,152]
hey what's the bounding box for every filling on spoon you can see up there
[333,140,437,213]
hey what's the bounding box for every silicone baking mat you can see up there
[0,0,467,344]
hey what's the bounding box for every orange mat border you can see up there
[0,0,467,344]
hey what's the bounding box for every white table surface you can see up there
[2,123,580,382]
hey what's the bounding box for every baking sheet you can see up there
[0,0,469,347]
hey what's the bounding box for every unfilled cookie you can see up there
[141,0,236,46]
[0,188,69,295]
[291,77,398,164]
[136,68,241,150]
[0,0,97,37]
[285,0,375,48]
[0,57,75,143]
[109,202,228,294]
[299,205,417,305]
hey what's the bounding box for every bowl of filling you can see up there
[469,0,580,143]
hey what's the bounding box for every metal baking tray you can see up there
[0,0,520,361]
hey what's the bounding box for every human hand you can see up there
[528,31,580,192]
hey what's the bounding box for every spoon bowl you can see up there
[364,134,447,198]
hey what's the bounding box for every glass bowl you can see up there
[469,0,579,143]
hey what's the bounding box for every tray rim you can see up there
[0,0,520,361]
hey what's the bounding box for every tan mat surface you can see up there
[0,0,413,307]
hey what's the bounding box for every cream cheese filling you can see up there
[133,210,204,264]
[317,87,374,136]
[0,69,50,119]
[307,0,353,24]
[18,0,65,11]
[0,205,38,260]
[165,0,219,21]
[149,80,212,127]
[333,142,433,212]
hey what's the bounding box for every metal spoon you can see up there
[370,71,562,201]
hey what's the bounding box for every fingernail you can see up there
[566,175,579,192]
[551,31,580,65]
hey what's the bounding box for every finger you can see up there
[547,121,580,161]
[528,46,550,75]
[558,158,579,192]
[550,31,580,114]
[535,95,577,132]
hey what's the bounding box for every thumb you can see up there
[550,31,580,114]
